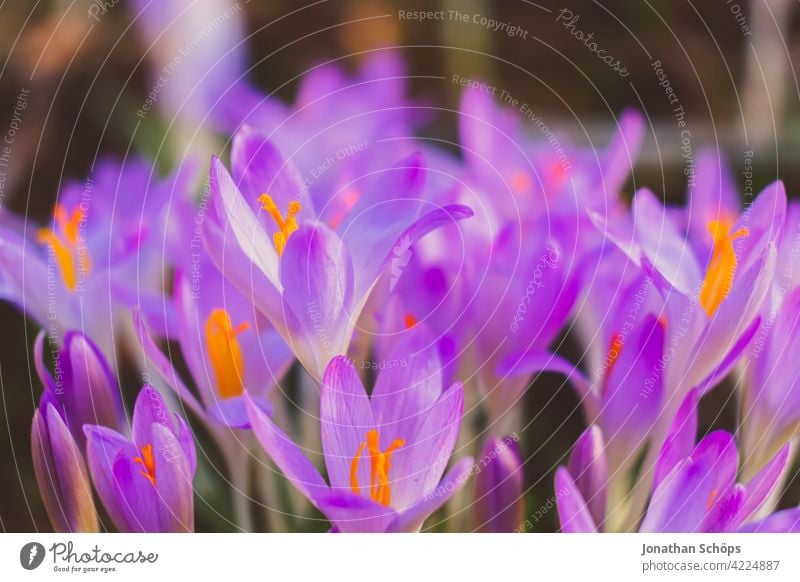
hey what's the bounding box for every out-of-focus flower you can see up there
[0,157,195,356]
[202,128,472,378]
[34,330,126,450]
[457,87,644,231]
[246,330,474,532]
[84,386,196,532]
[136,252,293,431]
[556,391,799,532]
[127,0,247,128]
[214,52,420,211]
[590,182,783,398]
[473,436,524,532]
[31,398,99,533]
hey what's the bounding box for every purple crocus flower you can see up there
[245,330,474,532]
[458,86,644,232]
[136,252,293,430]
[589,182,783,402]
[739,201,800,478]
[34,330,126,450]
[473,436,525,532]
[31,396,99,532]
[202,127,472,379]
[0,157,195,357]
[84,385,196,532]
[556,391,800,532]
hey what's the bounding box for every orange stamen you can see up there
[350,429,405,507]
[36,204,91,292]
[706,489,718,510]
[258,194,301,256]
[134,444,156,485]
[205,309,250,399]
[404,313,417,329]
[699,221,749,317]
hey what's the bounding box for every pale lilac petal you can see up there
[388,382,464,510]
[567,426,607,528]
[210,155,281,288]
[320,356,375,491]
[555,467,598,533]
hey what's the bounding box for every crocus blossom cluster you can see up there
[6,41,800,534]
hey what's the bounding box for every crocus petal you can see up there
[474,437,525,532]
[315,490,398,533]
[388,456,475,533]
[33,331,57,393]
[109,449,162,532]
[738,508,800,533]
[734,180,786,275]
[371,325,443,436]
[134,310,208,422]
[654,389,698,490]
[319,356,375,491]
[600,315,664,462]
[688,150,739,245]
[207,394,272,430]
[555,467,598,533]
[210,155,281,289]
[735,444,790,525]
[32,405,98,532]
[567,426,607,528]
[695,316,760,395]
[702,484,746,532]
[84,425,140,532]
[174,414,197,475]
[641,431,737,533]
[131,385,173,447]
[690,245,775,389]
[633,188,702,295]
[601,109,644,199]
[497,351,594,405]
[58,331,126,441]
[231,127,311,216]
[151,423,194,532]
[389,382,464,510]
[639,458,712,532]
[245,394,329,504]
[280,223,354,376]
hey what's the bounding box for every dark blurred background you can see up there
[1,0,799,532]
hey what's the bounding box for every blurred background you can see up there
[1,0,799,531]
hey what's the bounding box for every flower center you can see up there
[36,204,91,292]
[350,429,405,507]
[134,444,156,486]
[258,194,301,256]
[205,308,250,399]
[404,313,417,329]
[699,220,748,317]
